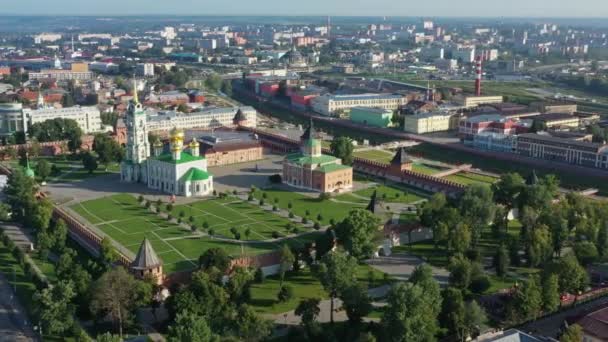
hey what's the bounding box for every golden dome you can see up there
[189,138,199,147]
[169,127,184,143]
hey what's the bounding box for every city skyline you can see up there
[2,0,608,18]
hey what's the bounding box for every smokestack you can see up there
[475,55,482,96]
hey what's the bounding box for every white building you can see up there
[452,48,476,63]
[311,93,407,116]
[136,63,155,77]
[121,87,213,198]
[23,105,103,134]
[0,103,26,137]
[33,33,62,44]
[403,112,457,134]
[146,107,257,132]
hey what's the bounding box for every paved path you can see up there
[0,271,37,341]
[365,253,450,285]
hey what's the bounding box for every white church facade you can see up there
[120,83,213,198]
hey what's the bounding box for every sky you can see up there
[2,0,608,17]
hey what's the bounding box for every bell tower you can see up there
[121,80,150,183]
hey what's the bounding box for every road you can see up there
[0,272,36,342]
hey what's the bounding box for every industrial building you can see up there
[516,133,608,170]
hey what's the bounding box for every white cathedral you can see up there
[120,85,214,198]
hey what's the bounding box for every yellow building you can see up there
[403,112,457,134]
[459,95,504,108]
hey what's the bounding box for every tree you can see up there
[232,304,272,342]
[448,254,472,290]
[99,237,117,271]
[508,275,542,323]
[409,264,442,320]
[30,197,54,232]
[560,324,583,342]
[204,74,223,92]
[340,283,372,324]
[463,301,487,339]
[381,282,440,342]
[542,274,560,313]
[598,224,608,261]
[459,184,496,246]
[226,267,254,304]
[90,267,142,338]
[573,241,599,266]
[493,245,510,277]
[33,280,76,335]
[93,134,124,169]
[96,332,123,342]
[295,298,321,334]
[335,209,380,260]
[330,136,354,165]
[449,222,472,255]
[220,80,233,96]
[546,253,589,293]
[35,159,52,182]
[439,287,466,340]
[278,244,295,287]
[53,218,69,252]
[527,225,553,267]
[530,119,547,133]
[4,168,37,223]
[318,250,358,323]
[391,111,402,128]
[492,173,525,209]
[199,248,231,274]
[167,312,218,342]
[177,104,189,113]
[82,152,98,174]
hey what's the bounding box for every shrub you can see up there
[329,218,336,226]
[234,232,241,240]
[166,203,173,212]
[269,174,282,183]
[208,229,215,236]
[313,222,321,230]
[302,217,308,224]
[272,231,280,239]
[233,190,238,195]
[213,190,217,196]
[248,194,254,201]
[137,195,144,202]
[318,192,330,200]
[277,284,294,302]
[292,227,300,234]
[255,268,265,283]
[191,224,197,233]
[177,218,182,224]
[179,210,185,218]
[156,199,162,208]
[272,205,278,211]
[316,214,323,221]
[189,216,194,223]
[469,275,491,294]
[262,192,268,199]
[289,212,295,219]
[145,201,151,209]
[259,199,265,206]
[203,221,209,229]
[288,202,293,209]
[305,210,310,216]
[465,249,482,263]
[167,214,173,221]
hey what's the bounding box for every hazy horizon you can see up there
[2,0,608,18]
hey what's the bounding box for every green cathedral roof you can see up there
[285,153,339,166]
[153,151,205,164]
[180,168,211,182]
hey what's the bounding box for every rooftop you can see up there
[285,153,339,166]
[153,151,205,164]
[351,106,393,114]
[180,167,211,182]
[316,163,352,173]
[323,93,404,101]
[131,238,162,270]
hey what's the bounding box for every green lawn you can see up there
[445,172,498,186]
[352,185,425,204]
[411,163,445,175]
[250,264,390,314]
[254,188,364,225]
[353,149,394,164]
[4,156,118,183]
[70,193,322,274]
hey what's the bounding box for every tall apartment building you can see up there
[136,63,155,77]
[146,107,257,132]
[311,93,407,116]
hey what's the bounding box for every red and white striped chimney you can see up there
[475,55,482,96]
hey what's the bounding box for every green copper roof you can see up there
[24,166,35,178]
[316,164,352,173]
[180,168,211,182]
[153,151,205,164]
[285,153,339,166]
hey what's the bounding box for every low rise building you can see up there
[311,93,407,116]
[283,121,353,193]
[136,63,155,77]
[198,131,263,167]
[465,132,518,153]
[350,107,394,128]
[516,132,608,169]
[534,113,580,129]
[23,105,102,134]
[146,107,257,132]
[459,114,529,140]
[0,103,26,137]
[458,96,504,108]
[403,112,457,134]
[29,63,94,81]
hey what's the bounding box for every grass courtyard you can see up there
[3,156,119,183]
[69,194,320,274]
[353,149,394,163]
[253,188,365,225]
[444,172,498,186]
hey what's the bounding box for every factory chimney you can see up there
[475,55,482,96]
